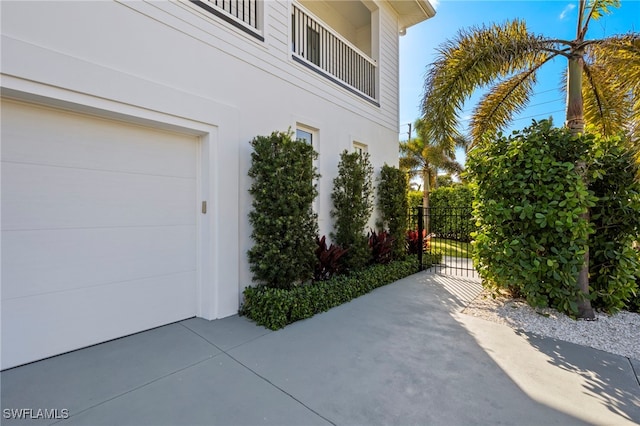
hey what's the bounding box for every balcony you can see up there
[192,0,262,40]
[291,2,377,102]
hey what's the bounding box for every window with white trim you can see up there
[296,125,319,212]
[353,141,368,156]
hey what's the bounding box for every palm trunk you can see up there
[566,53,595,320]
[566,55,585,133]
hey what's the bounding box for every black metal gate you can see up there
[411,206,477,280]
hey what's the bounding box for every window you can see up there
[353,142,368,156]
[296,125,318,212]
[296,128,313,145]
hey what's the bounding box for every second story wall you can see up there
[2,0,403,133]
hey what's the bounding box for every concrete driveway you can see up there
[2,271,639,425]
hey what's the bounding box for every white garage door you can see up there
[1,100,199,369]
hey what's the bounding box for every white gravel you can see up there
[462,290,640,360]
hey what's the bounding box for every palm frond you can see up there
[582,63,630,136]
[588,34,640,88]
[421,19,557,148]
[581,0,621,40]
[399,154,421,172]
[582,34,640,137]
[452,134,470,151]
[585,0,620,22]
[470,54,556,144]
[438,158,465,175]
[399,134,465,190]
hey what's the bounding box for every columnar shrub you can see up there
[377,164,409,259]
[247,130,319,289]
[331,150,374,271]
[466,121,594,314]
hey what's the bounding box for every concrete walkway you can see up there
[2,271,639,425]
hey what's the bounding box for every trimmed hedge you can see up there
[240,256,436,330]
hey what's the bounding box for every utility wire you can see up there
[511,109,565,122]
[400,88,565,133]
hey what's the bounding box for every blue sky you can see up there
[398,0,640,163]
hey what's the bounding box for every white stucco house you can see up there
[0,0,435,369]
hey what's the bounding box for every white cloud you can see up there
[430,0,440,10]
[559,3,576,20]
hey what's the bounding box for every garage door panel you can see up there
[1,100,201,369]
[2,101,197,179]
[2,162,196,230]
[1,271,197,369]
[2,225,197,300]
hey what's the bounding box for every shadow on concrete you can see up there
[517,331,640,423]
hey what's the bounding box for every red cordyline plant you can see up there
[314,236,348,281]
[368,230,395,265]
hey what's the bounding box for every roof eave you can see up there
[388,0,436,32]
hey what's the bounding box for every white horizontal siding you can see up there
[1,0,402,128]
[267,1,290,52]
[160,0,398,128]
[378,3,400,129]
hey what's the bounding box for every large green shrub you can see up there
[408,190,423,211]
[588,137,640,312]
[467,120,640,315]
[467,121,595,314]
[331,150,374,271]
[429,185,475,241]
[408,184,472,211]
[430,185,474,209]
[377,164,409,259]
[247,130,319,289]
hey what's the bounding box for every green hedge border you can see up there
[240,254,440,330]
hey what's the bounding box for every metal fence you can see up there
[410,206,478,280]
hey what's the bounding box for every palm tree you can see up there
[399,119,467,212]
[420,0,640,318]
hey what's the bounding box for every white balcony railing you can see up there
[291,4,377,100]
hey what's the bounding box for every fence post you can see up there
[417,206,424,271]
